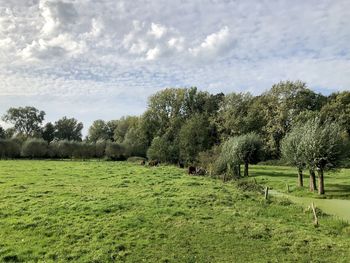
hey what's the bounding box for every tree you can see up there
[259,81,326,158]
[147,135,177,163]
[42,122,55,143]
[0,139,21,159]
[215,92,257,139]
[54,117,83,141]
[320,91,350,136]
[88,120,110,142]
[235,133,263,177]
[113,116,139,143]
[95,140,107,159]
[4,128,15,139]
[215,137,242,179]
[299,118,347,194]
[281,126,306,188]
[123,124,148,157]
[215,133,263,179]
[0,126,5,139]
[105,142,126,160]
[56,140,75,158]
[21,138,48,158]
[2,106,45,137]
[178,114,214,165]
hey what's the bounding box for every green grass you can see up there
[1,160,350,262]
[251,165,350,199]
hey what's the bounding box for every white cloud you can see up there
[148,23,167,39]
[189,26,230,59]
[0,0,350,130]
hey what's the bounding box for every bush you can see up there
[21,138,48,158]
[95,140,107,159]
[147,136,178,163]
[48,141,60,158]
[105,142,126,160]
[57,140,75,159]
[197,145,221,176]
[72,142,95,159]
[0,139,21,159]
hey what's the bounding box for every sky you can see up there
[0,0,350,134]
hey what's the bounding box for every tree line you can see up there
[0,81,349,194]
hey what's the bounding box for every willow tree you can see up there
[281,126,306,187]
[300,118,347,195]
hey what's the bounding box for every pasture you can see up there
[1,160,350,262]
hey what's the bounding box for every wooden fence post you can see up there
[264,186,269,200]
[311,202,319,226]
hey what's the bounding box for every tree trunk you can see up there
[298,167,303,187]
[244,162,249,177]
[317,169,325,195]
[309,169,317,192]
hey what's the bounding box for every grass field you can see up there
[251,165,350,199]
[1,160,350,262]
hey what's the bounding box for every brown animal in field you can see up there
[188,166,196,175]
[178,161,184,168]
[140,160,145,165]
[148,160,160,166]
[196,167,206,175]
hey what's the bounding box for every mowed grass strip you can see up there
[0,160,349,262]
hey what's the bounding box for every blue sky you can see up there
[0,0,349,134]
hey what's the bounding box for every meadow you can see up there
[1,160,350,262]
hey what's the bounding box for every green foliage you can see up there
[56,140,75,158]
[71,142,96,159]
[113,116,139,143]
[216,133,263,177]
[281,125,305,169]
[178,114,213,164]
[95,140,107,158]
[105,142,126,160]
[54,116,83,141]
[320,91,350,136]
[21,138,48,158]
[147,136,177,163]
[41,122,55,143]
[2,106,45,137]
[299,118,347,170]
[0,126,5,139]
[123,126,148,157]
[0,139,21,159]
[197,145,221,175]
[88,120,112,142]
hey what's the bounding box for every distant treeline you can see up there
[0,138,129,160]
[0,80,349,166]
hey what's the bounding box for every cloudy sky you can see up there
[0,0,349,133]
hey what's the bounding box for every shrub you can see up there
[197,145,221,176]
[147,136,178,163]
[21,138,48,158]
[95,140,107,158]
[72,142,95,159]
[0,139,21,159]
[105,142,126,160]
[57,140,75,158]
[48,141,60,158]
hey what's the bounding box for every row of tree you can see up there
[0,108,83,142]
[0,138,128,160]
